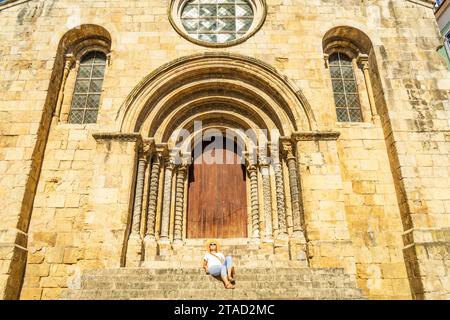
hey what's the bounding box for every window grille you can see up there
[329,52,363,122]
[69,51,106,124]
[181,0,254,43]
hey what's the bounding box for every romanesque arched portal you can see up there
[116,53,317,265]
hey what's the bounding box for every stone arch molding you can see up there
[117,53,317,142]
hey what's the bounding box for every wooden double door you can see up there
[187,138,248,238]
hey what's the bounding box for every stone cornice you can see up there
[292,131,341,142]
[92,132,143,143]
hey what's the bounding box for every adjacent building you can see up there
[436,0,450,68]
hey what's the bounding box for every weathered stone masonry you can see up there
[0,0,449,300]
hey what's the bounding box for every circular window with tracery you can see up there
[169,0,266,47]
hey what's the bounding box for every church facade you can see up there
[0,0,449,300]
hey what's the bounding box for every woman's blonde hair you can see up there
[205,239,221,252]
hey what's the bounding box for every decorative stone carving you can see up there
[292,131,340,142]
[159,154,176,242]
[144,154,162,240]
[259,155,273,242]
[126,142,151,266]
[281,138,305,240]
[245,152,260,242]
[357,53,380,122]
[131,156,147,236]
[53,54,75,122]
[271,143,288,239]
[92,132,143,143]
[173,163,188,245]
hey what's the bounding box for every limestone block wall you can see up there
[18,127,139,300]
[369,3,450,299]
[337,124,411,299]
[0,0,449,299]
[296,137,355,275]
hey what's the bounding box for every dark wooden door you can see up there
[187,139,248,238]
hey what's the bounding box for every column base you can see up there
[157,238,172,256]
[126,233,143,267]
[143,235,157,262]
[289,234,308,265]
[172,239,184,252]
[274,236,290,260]
[372,114,381,125]
[249,237,261,247]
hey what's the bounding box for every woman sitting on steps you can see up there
[202,239,236,289]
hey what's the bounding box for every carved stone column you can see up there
[257,141,274,254]
[281,138,307,264]
[126,143,150,266]
[246,160,260,242]
[173,163,188,247]
[281,139,305,239]
[357,53,380,123]
[143,152,162,260]
[271,143,288,239]
[260,161,273,242]
[271,142,289,258]
[158,153,176,254]
[52,54,74,125]
[132,157,147,235]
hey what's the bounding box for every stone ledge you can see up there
[92,132,142,143]
[292,131,341,141]
[403,228,450,245]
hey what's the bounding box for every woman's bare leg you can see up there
[221,264,235,288]
[225,256,234,281]
[228,266,235,281]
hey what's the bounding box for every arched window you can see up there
[68,51,106,124]
[329,52,363,122]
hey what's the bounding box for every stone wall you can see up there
[0,0,449,299]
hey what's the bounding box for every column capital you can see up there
[177,163,189,174]
[64,53,76,69]
[258,148,271,166]
[243,150,257,170]
[323,53,330,68]
[280,137,295,161]
[142,138,155,154]
[165,148,182,167]
[106,52,112,66]
[356,53,370,69]
[155,143,169,157]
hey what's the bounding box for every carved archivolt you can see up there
[117,53,317,139]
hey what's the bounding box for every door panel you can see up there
[187,139,248,238]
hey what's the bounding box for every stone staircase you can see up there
[63,240,363,300]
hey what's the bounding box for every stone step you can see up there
[81,280,354,290]
[81,273,352,284]
[141,260,309,268]
[83,267,345,276]
[149,253,283,262]
[182,238,251,246]
[66,266,362,300]
[65,287,362,300]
